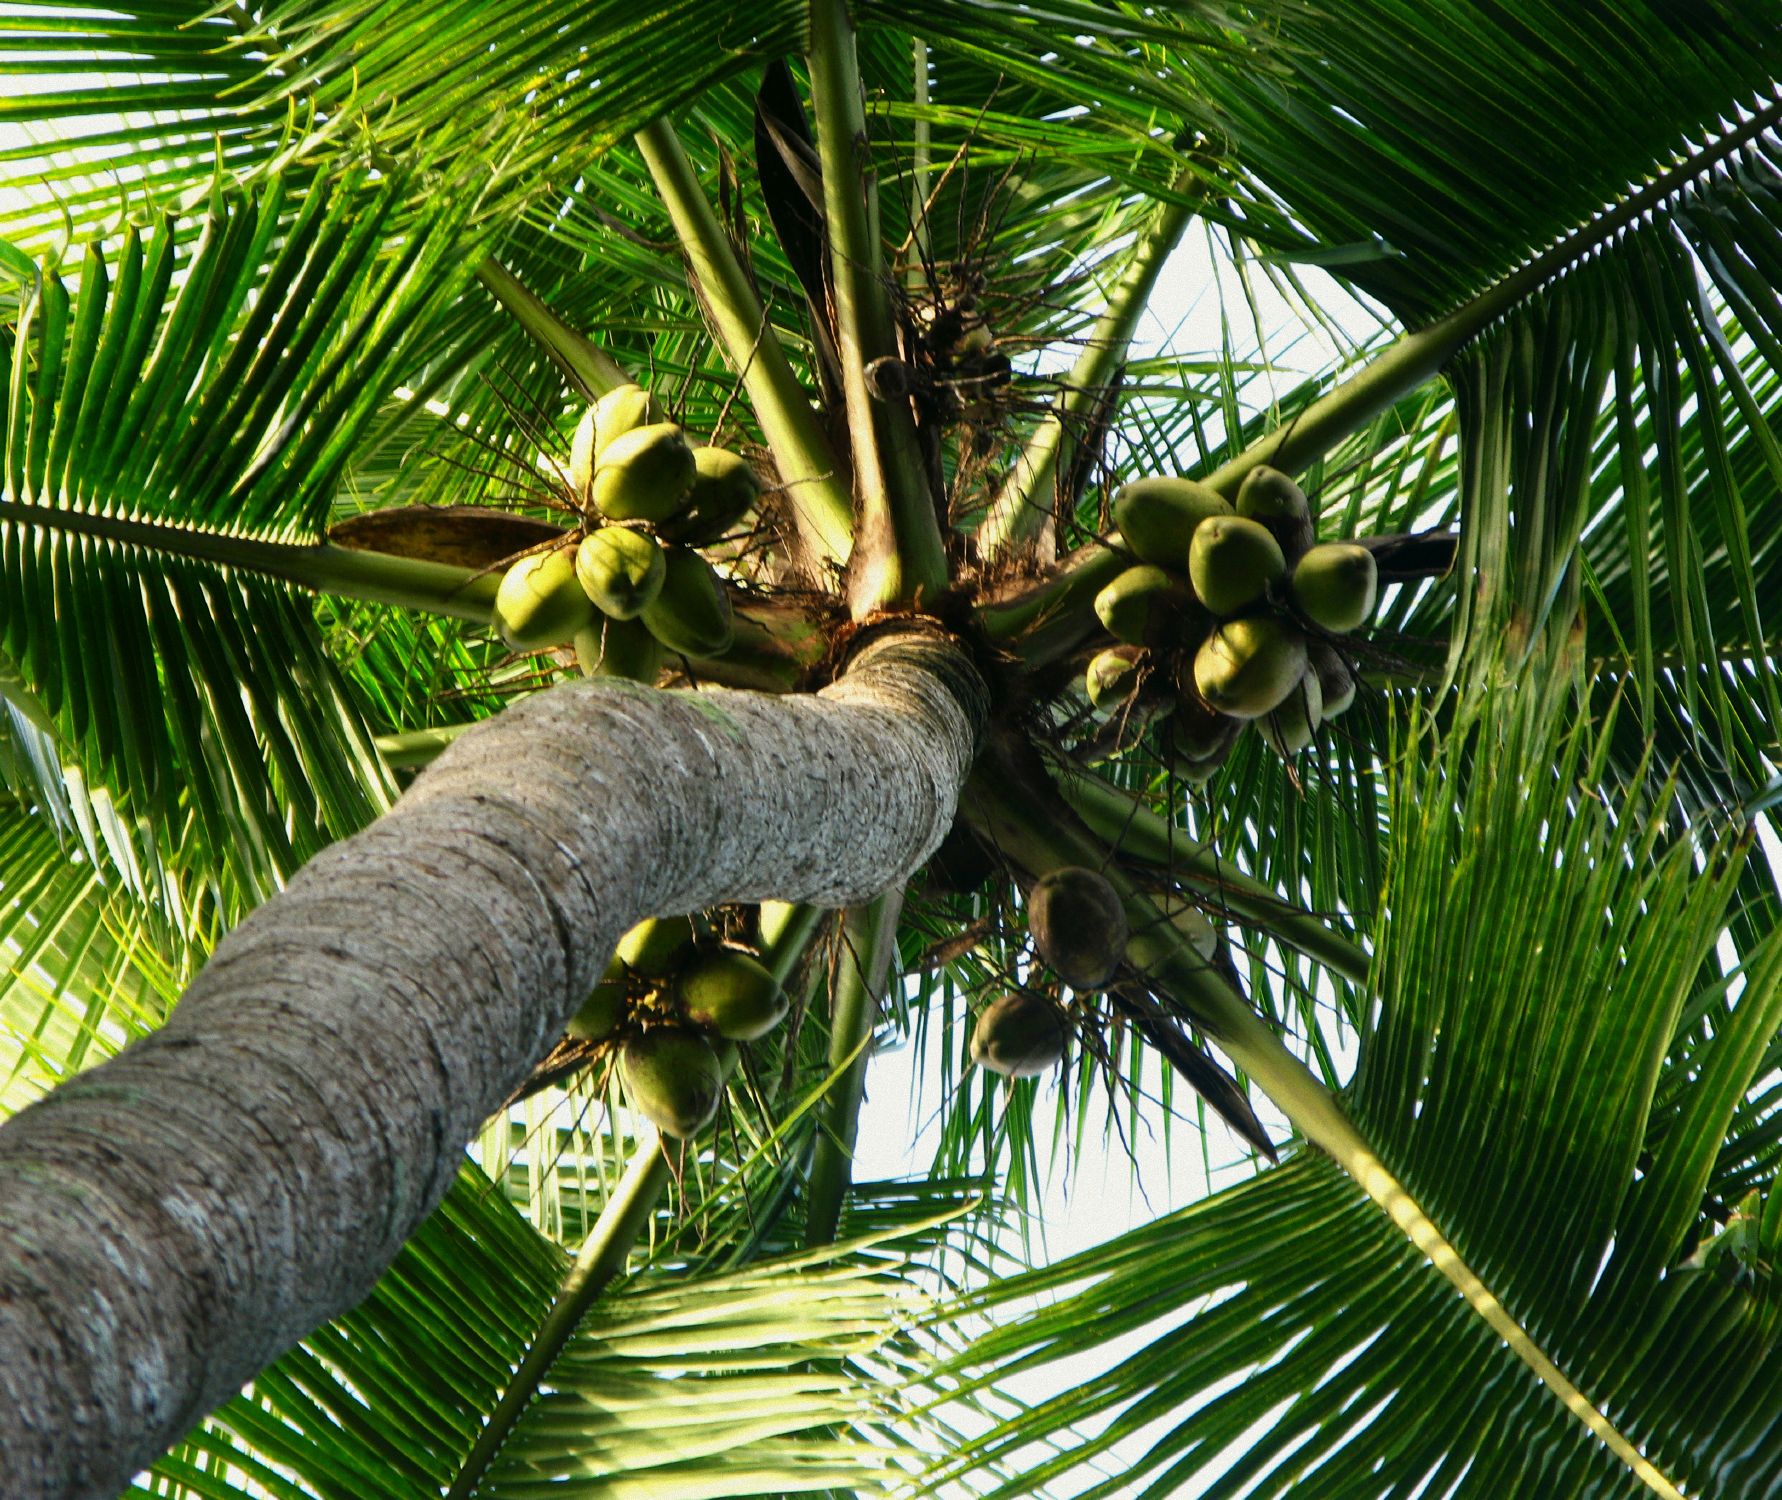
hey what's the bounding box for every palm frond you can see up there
[0,170,485,904]
[925,659,1782,1498]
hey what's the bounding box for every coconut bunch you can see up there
[1084,465,1376,777]
[566,911,789,1138]
[969,865,1221,1079]
[491,383,762,679]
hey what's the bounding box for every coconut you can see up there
[615,915,698,979]
[970,993,1068,1077]
[1259,668,1323,758]
[1193,617,1308,720]
[593,383,661,454]
[1029,866,1128,990]
[569,406,598,504]
[1111,476,1232,567]
[494,548,597,650]
[1236,465,1316,557]
[620,1029,723,1137]
[1085,646,1143,711]
[1289,543,1378,633]
[575,526,666,619]
[640,545,735,657]
[659,447,760,546]
[1094,565,1182,647]
[1308,641,1356,718]
[677,949,786,1041]
[1188,514,1286,616]
[566,965,627,1042]
[1166,903,1218,962]
[574,616,665,683]
[592,422,697,523]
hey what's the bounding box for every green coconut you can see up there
[615,915,698,979]
[593,383,661,454]
[566,965,627,1042]
[592,422,697,523]
[1168,682,1244,759]
[1094,565,1182,647]
[1193,616,1308,719]
[1308,641,1356,718]
[640,546,735,657]
[1111,476,1233,567]
[569,406,598,504]
[1236,465,1316,557]
[575,526,666,619]
[1085,646,1143,711]
[494,548,597,650]
[620,1029,723,1137]
[1029,865,1128,990]
[1289,543,1378,633]
[574,616,665,683]
[1188,514,1286,616]
[659,447,760,546]
[970,993,1068,1078]
[677,948,787,1041]
[1260,668,1323,758]
[1165,903,1218,962]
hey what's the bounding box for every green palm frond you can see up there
[0,170,486,904]
[0,805,194,1115]
[927,665,1782,1498]
[133,1151,988,1500]
[1189,2,1782,321]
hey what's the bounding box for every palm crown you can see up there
[2,2,1781,1497]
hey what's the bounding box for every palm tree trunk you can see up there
[0,626,985,1500]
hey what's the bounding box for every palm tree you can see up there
[2,1,1780,1496]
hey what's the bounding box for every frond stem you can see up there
[0,499,498,620]
[804,890,902,1245]
[476,258,631,398]
[807,0,949,614]
[977,187,1196,561]
[634,118,856,568]
[1204,91,1782,494]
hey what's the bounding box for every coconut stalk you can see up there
[807,0,949,615]
[634,119,855,568]
[965,739,1681,1500]
[0,628,984,1500]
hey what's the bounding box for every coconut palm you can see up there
[2,2,1781,1497]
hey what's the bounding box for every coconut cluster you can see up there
[1087,466,1375,778]
[970,866,1224,1081]
[569,913,787,1138]
[491,383,761,678]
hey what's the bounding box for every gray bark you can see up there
[0,628,985,1500]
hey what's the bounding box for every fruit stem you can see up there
[633,118,856,570]
[977,186,1196,562]
[476,258,631,398]
[0,498,499,620]
[806,0,950,616]
[804,890,902,1246]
